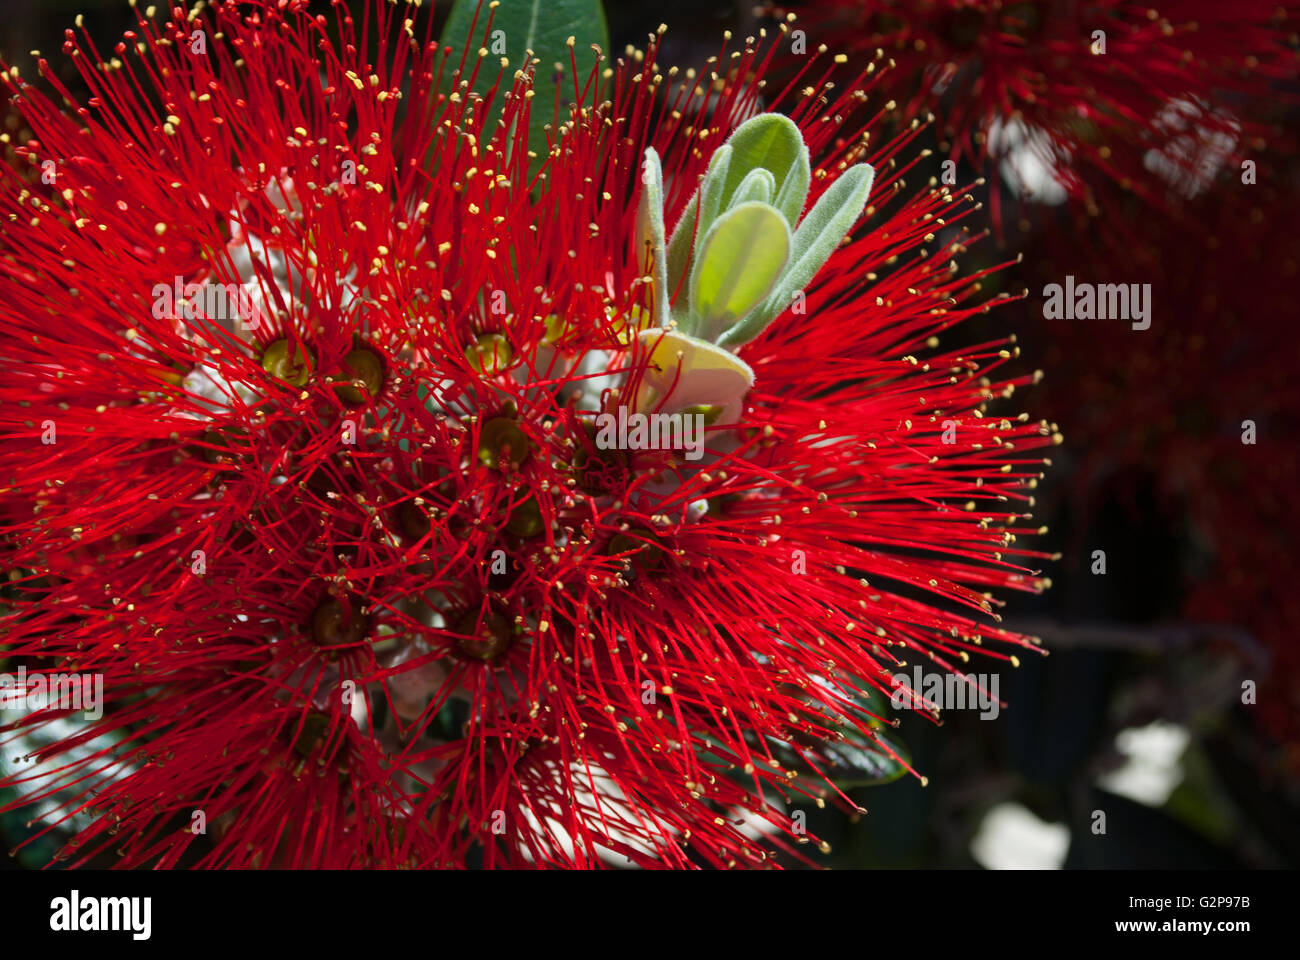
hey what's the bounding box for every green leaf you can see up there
[689,201,791,342]
[812,672,893,729]
[772,144,812,227]
[767,725,910,789]
[727,168,776,209]
[429,696,472,741]
[636,148,670,327]
[820,728,911,787]
[665,194,698,311]
[440,0,610,176]
[666,145,732,332]
[718,113,810,226]
[719,162,874,349]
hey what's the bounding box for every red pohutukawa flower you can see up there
[780,0,1299,226]
[0,0,1056,868]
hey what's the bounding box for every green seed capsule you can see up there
[466,333,513,374]
[291,712,330,757]
[573,421,626,493]
[453,609,515,661]
[1002,2,1043,37]
[198,428,244,465]
[334,347,384,404]
[505,497,545,538]
[311,598,369,654]
[478,417,533,469]
[542,314,568,345]
[398,501,431,541]
[608,529,663,572]
[260,338,313,386]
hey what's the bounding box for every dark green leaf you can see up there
[821,728,911,787]
[767,727,910,788]
[439,0,610,176]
